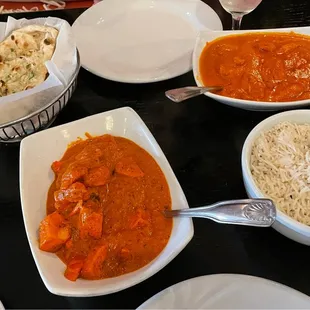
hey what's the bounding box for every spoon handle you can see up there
[164,199,276,227]
[165,86,222,103]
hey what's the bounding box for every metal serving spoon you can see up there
[165,86,223,103]
[164,199,276,227]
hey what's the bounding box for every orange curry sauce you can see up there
[39,134,172,281]
[199,32,310,102]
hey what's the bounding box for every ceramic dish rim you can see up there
[137,273,310,309]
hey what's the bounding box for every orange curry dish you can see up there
[39,134,172,281]
[199,32,310,102]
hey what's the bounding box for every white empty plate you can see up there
[72,0,222,83]
[138,274,310,309]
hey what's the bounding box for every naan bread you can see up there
[0,25,58,97]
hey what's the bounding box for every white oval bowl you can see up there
[193,27,310,111]
[241,110,310,245]
[20,107,194,296]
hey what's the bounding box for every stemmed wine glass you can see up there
[219,0,262,30]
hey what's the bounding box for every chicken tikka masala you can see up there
[39,134,172,281]
[200,32,310,102]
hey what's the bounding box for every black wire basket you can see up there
[0,50,80,143]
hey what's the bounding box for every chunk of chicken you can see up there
[39,212,71,252]
[64,256,84,282]
[115,157,144,178]
[79,206,103,239]
[84,166,110,187]
[54,182,89,204]
[81,244,107,280]
[60,165,88,190]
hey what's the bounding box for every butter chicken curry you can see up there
[199,32,310,102]
[39,134,172,281]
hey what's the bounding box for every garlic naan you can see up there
[0,25,58,97]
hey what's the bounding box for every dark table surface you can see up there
[1,0,310,308]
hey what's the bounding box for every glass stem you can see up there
[231,13,244,30]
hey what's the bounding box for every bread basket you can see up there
[0,50,80,143]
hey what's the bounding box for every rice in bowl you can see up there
[251,121,310,226]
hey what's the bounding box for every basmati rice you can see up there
[251,121,310,226]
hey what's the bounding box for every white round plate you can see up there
[72,0,222,83]
[138,274,310,309]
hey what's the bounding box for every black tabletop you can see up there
[1,0,310,308]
